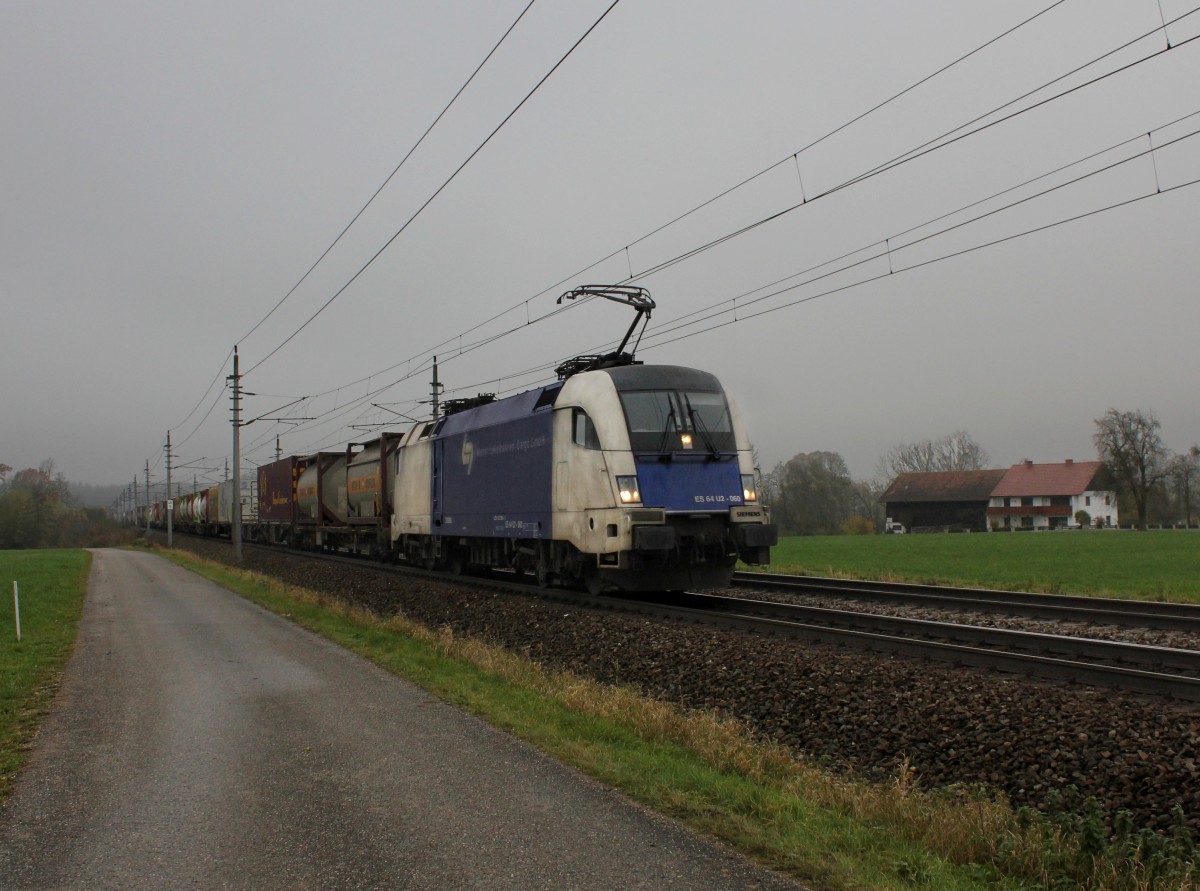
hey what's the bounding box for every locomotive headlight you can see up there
[616,475,641,504]
[680,433,693,448]
[741,474,758,503]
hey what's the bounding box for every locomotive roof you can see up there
[601,364,723,393]
[429,364,726,436]
[434,383,555,435]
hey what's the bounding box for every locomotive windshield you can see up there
[619,388,735,454]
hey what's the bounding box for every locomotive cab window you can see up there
[572,409,602,449]
[618,388,735,453]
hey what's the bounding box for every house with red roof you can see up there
[986,459,1117,530]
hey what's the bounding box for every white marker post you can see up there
[13,581,21,643]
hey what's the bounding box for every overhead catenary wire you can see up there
[618,0,1074,258]
[216,0,1094,447]
[430,0,1076,335]
[244,0,625,377]
[624,16,1200,285]
[642,175,1200,355]
[372,110,1200,421]
[244,2,1199,423]
[236,108,1200,465]
[821,7,1200,201]
[170,347,233,434]
[632,108,1200,349]
[341,164,1200,432]
[237,0,540,347]
[161,5,1199,474]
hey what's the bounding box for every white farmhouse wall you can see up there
[1070,491,1118,527]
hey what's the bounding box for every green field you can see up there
[764,530,1200,602]
[0,549,91,798]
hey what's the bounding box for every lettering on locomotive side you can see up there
[490,514,539,534]
[472,436,548,461]
[461,434,547,475]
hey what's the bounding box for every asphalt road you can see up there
[0,549,804,890]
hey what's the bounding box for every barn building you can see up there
[879,469,1008,532]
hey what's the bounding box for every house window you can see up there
[1105,495,1111,505]
[1085,496,1091,506]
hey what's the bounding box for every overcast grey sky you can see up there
[2,0,1198,495]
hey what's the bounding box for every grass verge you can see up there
[158,547,1196,891]
[0,549,91,799]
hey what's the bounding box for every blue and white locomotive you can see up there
[388,287,776,591]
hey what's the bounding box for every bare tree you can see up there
[1167,445,1200,527]
[876,430,991,480]
[760,462,782,508]
[1093,409,1169,530]
[850,478,886,529]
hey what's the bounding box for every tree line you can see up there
[760,431,990,536]
[1093,409,1198,531]
[762,411,1199,536]
[0,460,137,549]
[4,407,1196,546]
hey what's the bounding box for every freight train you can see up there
[144,288,777,591]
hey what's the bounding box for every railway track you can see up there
[732,570,1200,633]
[606,588,1200,703]
[173,535,1200,702]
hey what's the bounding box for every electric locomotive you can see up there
[394,359,775,592]
[386,286,776,591]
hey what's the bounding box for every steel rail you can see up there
[733,571,1200,633]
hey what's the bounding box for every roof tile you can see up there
[991,460,1107,497]
[881,469,1008,503]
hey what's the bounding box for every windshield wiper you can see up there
[684,395,722,460]
[656,404,677,458]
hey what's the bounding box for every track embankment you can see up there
[164,536,1200,839]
